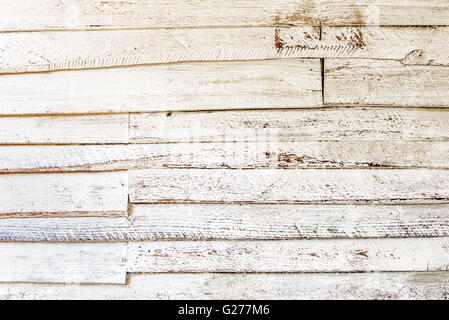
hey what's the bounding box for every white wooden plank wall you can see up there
[1,272,448,300]
[0,0,448,300]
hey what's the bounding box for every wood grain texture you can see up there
[0,172,128,217]
[1,0,448,31]
[0,243,127,284]
[0,27,321,73]
[0,114,128,144]
[325,59,449,107]
[321,26,449,64]
[127,238,449,272]
[129,108,449,143]
[0,59,321,115]
[129,169,449,204]
[1,272,448,300]
[127,204,449,240]
[3,204,448,242]
[1,140,447,173]
[3,27,449,73]
[319,0,449,26]
[0,217,129,242]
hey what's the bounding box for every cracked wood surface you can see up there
[0,242,127,284]
[1,204,448,242]
[1,141,447,173]
[0,172,128,217]
[2,26,449,73]
[127,238,449,273]
[129,108,449,143]
[129,169,449,204]
[1,0,448,32]
[0,59,321,115]
[1,272,448,300]
[0,114,128,144]
[325,59,449,107]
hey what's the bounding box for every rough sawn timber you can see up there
[325,59,449,107]
[1,204,448,241]
[1,0,448,31]
[0,59,321,115]
[3,27,449,73]
[0,27,321,73]
[0,242,127,284]
[129,108,449,143]
[129,168,449,204]
[127,238,449,272]
[320,27,449,64]
[1,141,447,173]
[0,114,128,144]
[1,272,448,300]
[0,172,128,217]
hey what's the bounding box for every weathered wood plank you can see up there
[319,0,449,26]
[127,238,449,272]
[3,204,448,242]
[1,141,447,173]
[1,272,448,300]
[127,204,449,240]
[129,169,449,204]
[0,27,321,73]
[320,26,449,64]
[0,243,127,284]
[0,114,128,144]
[129,108,449,143]
[325,59,449,107]
[3,27,449,73]
[1,0,448,31]
[0,217,129,242]
[0,59,321,115]
[0,172,128,217]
